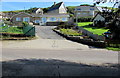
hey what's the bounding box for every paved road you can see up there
[2,49,119,76]
[35,26,64,39]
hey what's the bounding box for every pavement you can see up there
[0,26,119,76]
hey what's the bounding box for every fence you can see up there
[23,25,35,36]
[77,26,105,41]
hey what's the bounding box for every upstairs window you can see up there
[16,17,21,21]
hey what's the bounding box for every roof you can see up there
[92,12,106,21]
[31,14,41,17]
[32,8,39,13]
[11,12,33,19]
[41,13,69,17]
[33,8,43,13]
[48,2,63,11]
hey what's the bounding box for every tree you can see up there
[94,0,120,40]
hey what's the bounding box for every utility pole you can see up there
[76,9,78,24]
[24,7,25,13]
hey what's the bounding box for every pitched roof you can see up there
[11,12,33,19]
[32,8,39,13]
[48,2,63,11]
[41,13,69,17]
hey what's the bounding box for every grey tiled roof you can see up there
[48,2,63,11]
[41,13,69,17]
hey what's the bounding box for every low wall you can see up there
[53,29,106,48]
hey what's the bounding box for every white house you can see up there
[41,2,70,25]
[74,5,103,18]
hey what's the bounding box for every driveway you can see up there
[35,26,64,39]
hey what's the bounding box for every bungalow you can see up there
[11,12,33,26]
[11,8,43,26]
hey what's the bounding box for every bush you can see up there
[22,22,29,27]
[57,22,75,29]
[74,18,92,22]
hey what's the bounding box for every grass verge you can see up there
[0,26,23,34]
[106,47,120,51]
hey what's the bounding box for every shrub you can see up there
[22,22,29,27]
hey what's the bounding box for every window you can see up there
[62,18,67,21]
[42,18,46,23]
[77,13,81,15]
[50,17,56,21]
[83,13,87,15]
[77,8,81,11]
[16,17,21,21]
[35,20,40,23]
[23,17,30,22]
[58,18,61,21]
[90,8,94,10]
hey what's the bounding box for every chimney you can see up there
[54,2,56,5]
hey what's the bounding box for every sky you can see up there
[0,0,119,11]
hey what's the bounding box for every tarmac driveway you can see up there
[35,26,64,39]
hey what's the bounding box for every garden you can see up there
[0,22,36,40]
[60,29,82,36]
[77,22,108,35]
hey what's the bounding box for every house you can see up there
[32,8,43,14]
[74,5,103,18]
[92,13,105,26]
[93,13,105,22]
[11,12,33,26]
[11,8,43,26]
[11,2,70,26]
[31,8,43,25]
[41,2,70,25]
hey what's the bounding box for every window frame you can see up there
[23,17,30,22]
[16,17,21,21]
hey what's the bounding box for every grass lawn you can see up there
[106,47,120,51]
[78,22,109,35]
[60,29,82,36]
[0,25,23,34]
